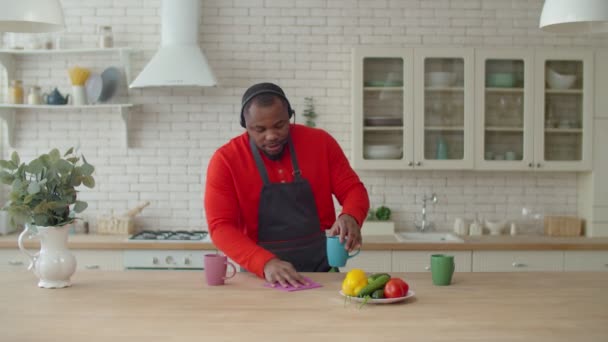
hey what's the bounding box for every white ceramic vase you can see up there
[18,224,77,289]
[72,85,87,105]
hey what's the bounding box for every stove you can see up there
[124,230,214,270]
[129,230,210,242]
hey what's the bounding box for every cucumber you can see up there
[357,274,390,297]
[367,272,390,283]
[371,289,385,299]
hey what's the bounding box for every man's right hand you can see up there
[263,258,309,288]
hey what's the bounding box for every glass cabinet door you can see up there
[543,60,583,162]
[475,50,534,170]
[414,49,474,169]
[362,57,404,161]
[352,48,414,169]
[535,50,593,171]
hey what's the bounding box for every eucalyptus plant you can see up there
[0,147,95,228]
[302,97,317,127]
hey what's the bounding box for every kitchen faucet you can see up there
[415,193,437,232]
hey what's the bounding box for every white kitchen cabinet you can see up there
[0,248,124,271]
[413,48,475,170]
[475,48,593,171]
[474,49,535,171]
[353,46,595,172]
[0,48,136,148]
[342,250,392,272]
[71,250,124,271]
[351,47,474,170]
[0,249,29,272]
[351,47,414,170]
[391,251,472,272]
[472,250,564,272]
[533,49,594,171]
[564,251,608,271]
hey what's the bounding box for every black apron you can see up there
[250,136,330,272]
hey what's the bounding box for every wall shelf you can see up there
[0,47,136,148]
[0,104,136,148]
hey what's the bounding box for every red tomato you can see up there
[384,278,409,298]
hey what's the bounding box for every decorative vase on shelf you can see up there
[18,224,77,289]
[436,137,448,160]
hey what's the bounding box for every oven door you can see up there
[124,250,216,270]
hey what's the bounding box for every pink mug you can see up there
[204,254,236,286]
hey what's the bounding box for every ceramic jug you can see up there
[44,87,70,105]
[18,223,77,288]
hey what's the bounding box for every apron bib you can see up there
[250,136,329,272]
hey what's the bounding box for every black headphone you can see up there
[240,82,295,128]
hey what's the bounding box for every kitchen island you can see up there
[1,271,607,341]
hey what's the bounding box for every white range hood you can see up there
[129,0,217,88]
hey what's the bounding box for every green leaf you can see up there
[64,147,74,156]
[26,159,44,174]
[49,149,61,163]
[55,159,73,174]
[11,151,20,166]
[23,194,35,204]
[66,157,79,164]
[0,171,14,185]
[70,175,82,187]
[80,163,94,176]
[82,175,95,188]
[0,160,16,170]
[73,201,87,213]
[33,214,50,227]
[27,182,41,195]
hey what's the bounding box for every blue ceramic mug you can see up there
[326,236,360,267]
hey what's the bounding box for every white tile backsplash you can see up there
[1,0,603,234]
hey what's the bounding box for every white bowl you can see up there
[546,68,576,89]
[364,144,402,159]
[426,72,456,87]
[484,219,507,235]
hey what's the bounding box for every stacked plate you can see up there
[84,66,122,104]
[364,145,403,159]
[364,116,403,127]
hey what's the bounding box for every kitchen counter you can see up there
[1,271,606,341]
[2,233,608,250]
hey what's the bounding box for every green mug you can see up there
[431,254,455,286]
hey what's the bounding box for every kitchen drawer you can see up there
[472,251,564,272]
[72,250,124,271]
[342,251,392,272]
[564,251,608,271]
[392,251,472,272]
[0,249,30,272]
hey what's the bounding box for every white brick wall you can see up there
[1,0,605,234]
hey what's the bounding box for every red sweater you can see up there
[204,124,369,278]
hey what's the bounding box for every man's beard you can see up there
[262,144,286,161]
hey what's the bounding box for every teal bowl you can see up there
[487,73,516,88]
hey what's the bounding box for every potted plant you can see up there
[362,205,395,236]
[0,147,95,288]
[302,97,317,127]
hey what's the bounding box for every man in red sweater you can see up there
[204,83,369,287]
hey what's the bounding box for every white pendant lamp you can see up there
[539,0,608,34]
[0,0,65,33]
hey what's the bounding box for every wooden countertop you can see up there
[1,271,607,341]
[2,233,608,250]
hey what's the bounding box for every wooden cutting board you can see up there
[544,216,583,237]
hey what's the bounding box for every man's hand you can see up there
[263,258,309,288]
[326,214,362,252]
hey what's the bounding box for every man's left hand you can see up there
[327,214,361,252]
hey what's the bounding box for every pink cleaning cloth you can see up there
[263,277,323,292]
